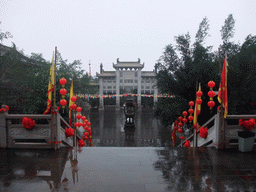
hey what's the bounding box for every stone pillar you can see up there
[99,78,104,110]
[0,105,7,148]
[153,86,158,105]
[137,69,142,108]
[116,69,120,108]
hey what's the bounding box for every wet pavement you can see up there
[88,107,169,147]
[2,146,256,191]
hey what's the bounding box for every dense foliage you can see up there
[154,14,256,127]
[0,44,98,114]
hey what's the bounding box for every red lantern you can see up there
[70,104,77,110]
[174,126,178,130]
[76,114,82,119]
[188,109,194,114]
[182,118,187,124]
[76,107,82,112]
[208,90,215,98]
[174,120,179,125]
[208,81,215,88]
[82,123,87,127]
[178,128,183,133]
[178,122,183,127]
[78,139,85,147]
[208,101,215,108]
[59,78,67,86]
[81,116,87,121]
[87,122,91,126]
[188,116,194,121]
[196,99,202,104]
[5,105,9,111]
[77,122,82,127]
[217,106,221,111]
[84,119,88,124]
[71,96,77,102]
[180,136,183,140]
[178,116,183,121]
[60,88,67,95]
[189,101,194,107]
[84,132,89,136]
[196,91,203,97]
[60,99,67,106]
[182,111,188,117]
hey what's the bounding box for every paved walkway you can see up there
[1,147,256,191]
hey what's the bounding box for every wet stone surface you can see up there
[2,108,256,191]
[1,147,256,191]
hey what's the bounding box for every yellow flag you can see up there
[69,80,74,126]
[43,53,55,114]
[193,83,201,130]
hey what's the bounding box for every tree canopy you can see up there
[154,15,256,127]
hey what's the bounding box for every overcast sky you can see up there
[1,0,256,75]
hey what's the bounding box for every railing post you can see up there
[51,106,58,150]
[0,105,8,148]
[56,113,61,149]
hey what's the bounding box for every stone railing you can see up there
[179,113,221,148]
[225,114,256,148]
[0,105,74,149]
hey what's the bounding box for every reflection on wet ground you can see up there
[88,107,168,147]
[2,107,256,191]
[2,146,256,191]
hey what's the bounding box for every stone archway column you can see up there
[154,87,158,105]
[137,69,142,108]
[116,69,120,108]
[99,78,104,110]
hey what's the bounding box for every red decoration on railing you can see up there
[78,139,85,147]
[239,119,256,131]
[65,128,74,137]
[22,117,36,130]
[199,127,208,138]
[184,139,190,147]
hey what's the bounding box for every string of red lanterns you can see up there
[59,77,67,113]
[208,80,216,110]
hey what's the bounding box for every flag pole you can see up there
[218,47,225,149]
[54,46,57,107]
